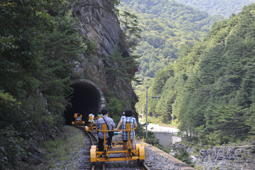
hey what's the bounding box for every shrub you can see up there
[174,147,193,167]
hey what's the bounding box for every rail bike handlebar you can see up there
[95,127,136,132]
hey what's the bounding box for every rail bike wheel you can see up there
[138,146,145,161]
[135,144,141,150]
[90,148,96,163]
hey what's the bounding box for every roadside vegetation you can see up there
[21,126,84,170]
[175,0,254,18]
[119,0,224,97]
[3,0,255,168]
[0,0,97,168]
[136,3,255,146]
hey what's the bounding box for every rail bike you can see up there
[72,113,102,127]
[86,114,102,131]
[72,113,85,125]
[85,123,145,163]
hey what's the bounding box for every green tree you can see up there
[0,0,88,168]
[204,105,249,144]
[175,0,254,18]
[104,47,139,81]
[120,11,142,51]
[140,3,255,145]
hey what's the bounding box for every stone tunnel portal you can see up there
[64,79,105,125]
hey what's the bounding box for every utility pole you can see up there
[158,96,173,124]
[146,87,148,138]
[146,90,170,137]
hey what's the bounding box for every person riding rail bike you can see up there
[96,108,115,151]
[115,109,137,150]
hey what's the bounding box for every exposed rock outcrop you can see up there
[195,146,255,170]
[70,0,138,113]
[24,1,138,165]
[173,143,255,170]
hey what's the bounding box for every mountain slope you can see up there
[119,0,223,79]
[175,0,255,18]
[146,3,255,145]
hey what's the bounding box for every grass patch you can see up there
[42,127,83,154]
[41,126,85,170]
[21,126,85,170]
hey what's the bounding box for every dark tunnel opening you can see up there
[64,82,101,125]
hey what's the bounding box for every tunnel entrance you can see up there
[64,79,105,125]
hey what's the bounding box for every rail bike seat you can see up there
[90,122,145,163]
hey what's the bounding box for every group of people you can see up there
[96,108,137,151]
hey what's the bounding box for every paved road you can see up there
[144,123,182,146]
[143,123,179,133]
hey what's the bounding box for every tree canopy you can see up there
[0,0,94,168]
[143,3,255,145]
[175,0,255,18]
[119,0,223,79]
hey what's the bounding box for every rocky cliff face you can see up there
[194,146,255,170]
[70,0,138,113]
[173,143,255,170]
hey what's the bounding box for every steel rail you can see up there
[74,125,98,145]
[86,131,94,145]
[76,125,147,170]
[74,125,98,170]
[88,131,98,143]
[102,163,106,170]
[141,162,150,170]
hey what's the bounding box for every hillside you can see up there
[175,0,255,18]
[119,0,223,81]
[0,0,138,168]
[145,3,255,145]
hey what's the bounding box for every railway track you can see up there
[74,126,97,170]
[75,125,150,170]
[140,162,150,170]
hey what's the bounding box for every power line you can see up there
[170,64,255,147]
[160,97,171,113]
[156,97,167,113]
[159,97,173,123]
[197,62,255,93]
[152,96,173,122]
[156,97,165,114]
[205,119,248,127]
[204,127,251,133]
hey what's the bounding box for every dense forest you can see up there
[2,0,255,168]
[140,3,255,145]
[0,0,99,168]
[175,0,255,18]
[0,0,144,168]
[119,0,223,82]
